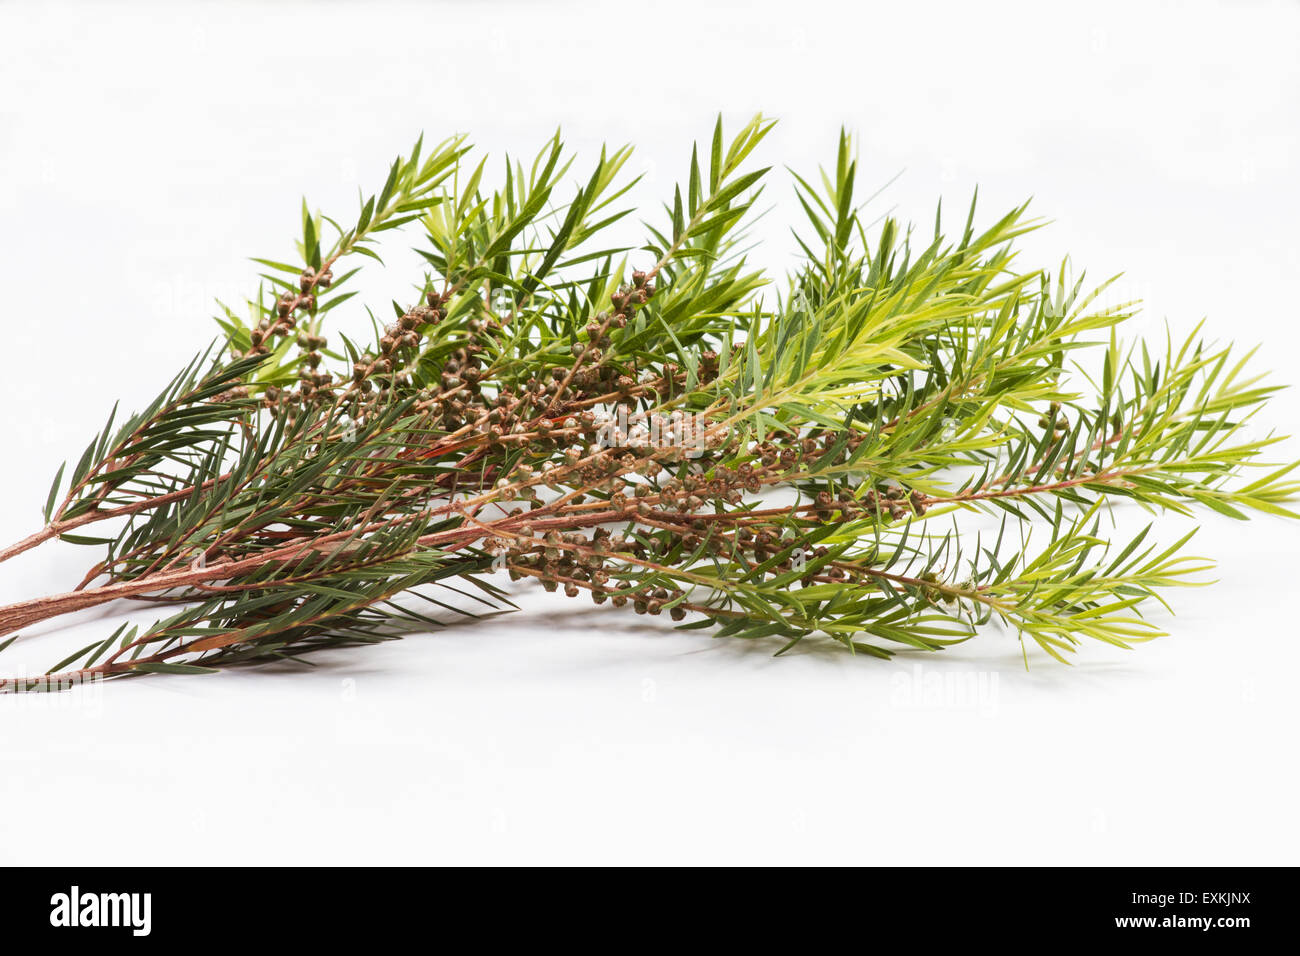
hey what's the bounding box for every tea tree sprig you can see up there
[0,116,1295,691]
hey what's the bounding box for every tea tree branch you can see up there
[1,117,1295,690]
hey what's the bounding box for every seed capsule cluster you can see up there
[243,267,332,358]
[346,291,452,400]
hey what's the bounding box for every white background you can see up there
[1,0,1297,865]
